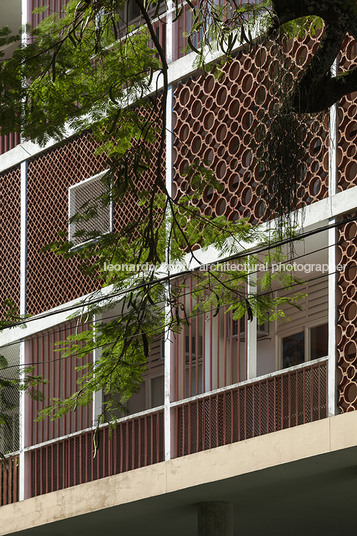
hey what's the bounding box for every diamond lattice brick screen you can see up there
[337,216,357,411]
[0,166,21,318]
[26,133,106,315]
[337,35,357,191]
[112,99,165,235]
[173,34,329,227]
[27,101,164,316]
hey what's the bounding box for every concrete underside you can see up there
[3,411,357,536]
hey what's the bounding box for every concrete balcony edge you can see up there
[2,410,357,535]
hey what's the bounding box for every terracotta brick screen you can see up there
[173,34,329,226]
[0,166,21,316]
[337,217,357,411]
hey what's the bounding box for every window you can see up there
[310,324,329,360]
[282,331,305,368]
[68,170,112,248]
[281,323,328,369]
[227,314,269,341]
[185,334,203,397]
[150,375,164,408]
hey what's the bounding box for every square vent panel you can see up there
[69,170,112,247]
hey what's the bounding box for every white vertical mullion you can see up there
[327,56,338,416]
[164,85,173,461]
[19,160,28,501]
[247,263,257,380]
[93,314,103,425]
[164,306,171,461]
[20,161,27,316]
[329,57,338,199]
[328,220,337,417]
[19,340,26,501]
[204,314,210,392]
[19,0,29,501]
[21,0,28,46]
[166,0,173,64]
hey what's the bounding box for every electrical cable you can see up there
[1,212,353,332]
[0,209,354,372]
[0,217,352,363]
[0,257,349,374]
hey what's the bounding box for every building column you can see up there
[166,0,173,64]
[327,56,338,416]
[19,0,30,498]
[328,219,337,416]
[19,160,28,501]
[164,83,174,460]
[93,313,103,425]
[198,502,233,536]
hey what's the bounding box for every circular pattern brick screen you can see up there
[173,34,329,225]
[337,216,357,412]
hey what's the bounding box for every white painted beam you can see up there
[328,219,337,417]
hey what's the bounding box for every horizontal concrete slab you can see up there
[2,411,357,536]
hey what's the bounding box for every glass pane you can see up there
[282,331,305,368]
[310,324,328,360]
[127,385,146,414]
[151,375,164,408]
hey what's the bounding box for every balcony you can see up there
[0,235,331,504]
[28,408,164,497]
[174,359,327,457]
[0,357,328,503]
[0,454,18,506]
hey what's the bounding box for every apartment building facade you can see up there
[1,1,357,534]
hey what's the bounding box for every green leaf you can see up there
[32,6,49,14]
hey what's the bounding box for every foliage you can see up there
[0,0,353,427]
[0,355,46,460]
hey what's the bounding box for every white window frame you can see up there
[276,319,328,370]
[68,169,112,250]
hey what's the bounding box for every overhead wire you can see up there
[0,257,349,374]
[0,215,352,361]
[0,208,354,373]
[0,211,353,333]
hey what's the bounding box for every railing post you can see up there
[93,314,103,426]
